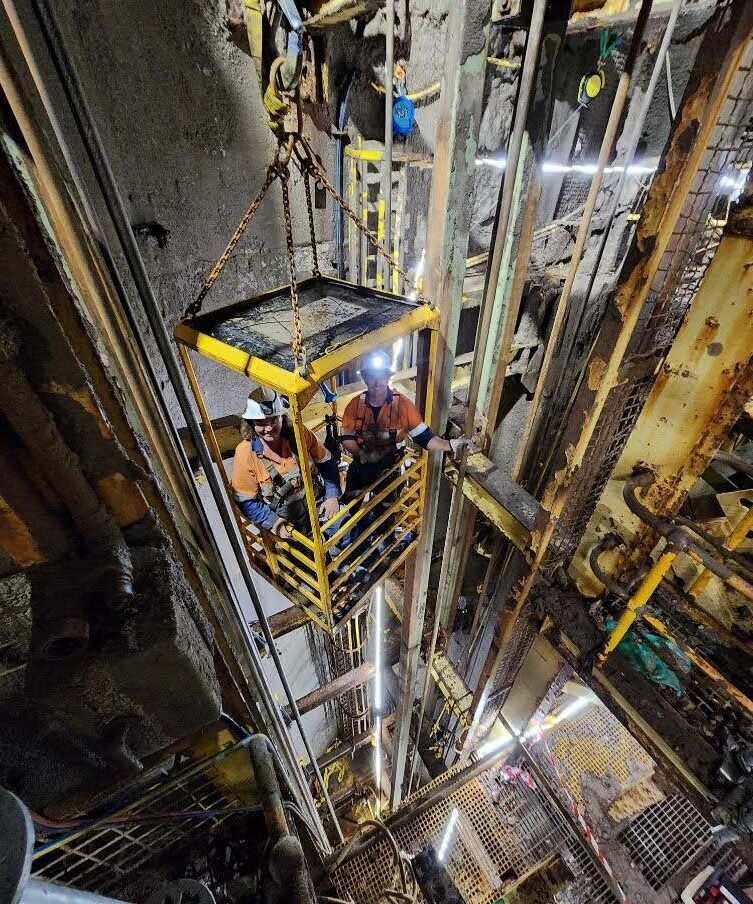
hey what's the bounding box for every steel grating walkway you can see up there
[332,755,618,904]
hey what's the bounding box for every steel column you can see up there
[466,0,753,748]
[389,0,493,810]
[407,0,550,795]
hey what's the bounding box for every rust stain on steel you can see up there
[0,495,45,566]
[586,357,608,390]
[543,3,753,515]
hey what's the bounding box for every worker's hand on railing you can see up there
[319,497,341,521]
[449,436,481,461]
[271,518,293,540]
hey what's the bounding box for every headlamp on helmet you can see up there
[361,351,393,377]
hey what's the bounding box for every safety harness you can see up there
[252,429,324,523]
[352,390,406,447]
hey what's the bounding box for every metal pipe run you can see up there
[579,0,683,320]
[599,546,678,658]
[714,449,753,481]
[21,880,131,904]
[406,0,548,798]
[690,503,753,598]
[18,0,340,846]
[379,0,395,289]
[588,535,632,600]
[623,470,753,602]
[523,0,653,442]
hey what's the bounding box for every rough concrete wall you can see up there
[37,0,331,418]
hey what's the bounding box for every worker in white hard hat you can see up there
[232,387,341,540]
[341,350,476,503]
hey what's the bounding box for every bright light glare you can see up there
[477,734,513,759]
[374,584,383,710]
[720,169,749,200]
[437,807,460,862]
[408,249,426,301]
[523,695,590,741]
[391,338,403,370]
[414,249,426,280]
[475,157,656,178]
[475,156,506,169]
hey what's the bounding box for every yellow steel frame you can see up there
[174,278,437,408]
[175,298,440,633]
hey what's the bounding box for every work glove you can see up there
[449,436,481,461]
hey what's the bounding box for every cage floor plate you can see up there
[188,277,417,372]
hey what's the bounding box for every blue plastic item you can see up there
[320,382,337,403]
[392,95,415,137]
[605,618,687,696]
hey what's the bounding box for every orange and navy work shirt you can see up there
[232,426,333,499]
[341,389,434,449]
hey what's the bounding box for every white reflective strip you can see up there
[313,447,332,463]
[409,422,430,438]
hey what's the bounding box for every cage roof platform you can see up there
[175,275,438,405]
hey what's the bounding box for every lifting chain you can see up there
[277,159,307,371]
[185,132,429,375]
[293,135,426,304]
[185,163,278,321]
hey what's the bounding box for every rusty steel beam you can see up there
[289,639,401,718]
[389,0,493,810]
[292,662,376,718]
[252,606,311,639]
[465,0,753,749]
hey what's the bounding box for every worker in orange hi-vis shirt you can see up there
[341,350,477,506]
[231,387,341,540]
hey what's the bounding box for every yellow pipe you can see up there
[689,503,753,598]
[600,548,678,658]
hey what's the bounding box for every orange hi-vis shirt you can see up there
[231,426,331,501]
[341,389,433,448]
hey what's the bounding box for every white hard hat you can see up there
[361,350,393,376]
[242,387,289,420]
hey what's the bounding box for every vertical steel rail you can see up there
[17,0,342,846]
[580,0,683,323]
[379,0,395,290]
[406,0,548,796]
[520,0,653,452]
[389,0,492,810]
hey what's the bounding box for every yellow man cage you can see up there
[175,274,439,633]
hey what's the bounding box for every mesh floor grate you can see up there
[31,745,243,893]
[618,795,712,890]
[532,703,656,814]
[332,756,618,904]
